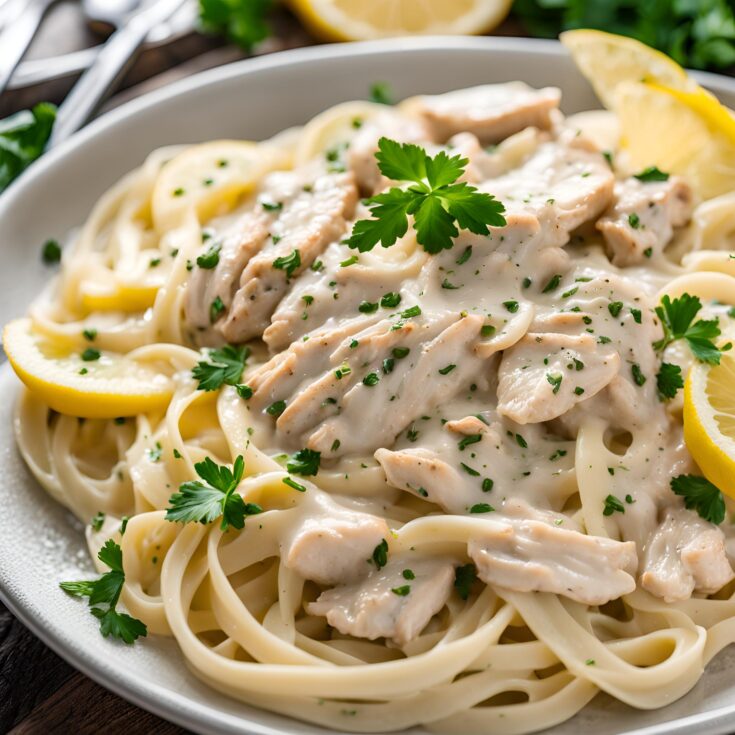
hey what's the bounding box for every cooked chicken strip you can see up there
[281,495,389,586]
[497,332,620,424]
[416,82,561,144]
[596,176,693,266]
[641,507,734,602]
[469,519,638,605]
[307,557,454,646]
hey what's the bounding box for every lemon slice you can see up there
[294,101,387,165]
[684,351,735,498]
[3,318,173,418]
[560,29,695,110]
[80,282,160,313]
[151,141,289,233]
[616,81,735,200]
[288,0,512,41]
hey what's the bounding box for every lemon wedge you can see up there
[615,81,735,200]
[560,29,695,110]
[3,318,173,418]
[684,350,735,498]
[288,0,511,41]
[151,141,289,233]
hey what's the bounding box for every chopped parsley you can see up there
[358,300,379,313]
[266,400,286,417]
[362,372,379,386]
[631,363,646,386]
[372,539,388,569]
[344,137,506,254]
[42,239,62,264]
[460,462,480,477]
[82,328,97,342]
[454,563,477,600]
[369,81,393,105]
[503,300,519,313]
[380,292,401,308]
[546,373,563,394]
[392,347,410,359]
[634,166,669,182]
[90,511,105,532]
[469,503,494,513]
[391,585,411,596]
[81,347,101,362]
[210,296,225,323]
[541,274,562,293]
[282,476,306,493]
[286,448,321,476]
[482,478,494,492]
[628,213,641,229]
[340,255,358,267]
[197,242,221,269]
[608,301,623,318]
[272,248,301,278]
[402,569,415,580]
[438,364,456,375]
[603,494,626,516]
[458,434,482,451]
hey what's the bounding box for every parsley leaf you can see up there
[345,138,506,255]
[671,474,725,524]
[372,539,388,569]
[198,0,272,52]
[369,81,393,105]
[286,448,321,476]
[0,103,56,193]
[653,293,725,364]
[634,166,670,182]
[656,362,684,400]
[603,494,625,516]
[192,345,249,391]
[60,539,147,645]
[272,248,301,279]
[454,563,477,601]
[166,455,261,531]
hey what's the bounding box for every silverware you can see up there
[48,0,189,148]
[82,0,142,35]
[0,0,57,94]
[7,3,196,91]
[7,1,196,91]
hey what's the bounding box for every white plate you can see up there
[2,36,735,735]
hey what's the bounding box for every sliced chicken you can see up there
[497,332,620,424]
[487,130,615,241]
[184,211,271,343]
[596,176,693,266]
[281,496,389,586]
[468,519,638,605]
[416,82,561,144]
[641,507,734,602]
[305,314,485,457]
[307,557,454,646]
[221,169,358,342]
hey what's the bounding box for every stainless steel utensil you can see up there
[7,3,196,90]
[0,0,57,94]
[48,0,189,147]
[82,0,141,35]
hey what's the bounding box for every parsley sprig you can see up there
[653,293,729,364]
[671,474,725,525]
[192,345,249,391]
[166,455,262,530]
[345,138,506,254]
[653,293,732,398]
[60,540,147,644]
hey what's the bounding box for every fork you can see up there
[48,0,189,147]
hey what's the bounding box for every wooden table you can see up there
[0,5,525,733]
